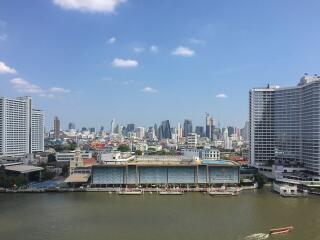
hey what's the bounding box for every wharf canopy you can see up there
[91,156,240,186]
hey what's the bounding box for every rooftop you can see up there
[64,173,90,183]
[5,165,43,174]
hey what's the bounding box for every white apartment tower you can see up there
[250,75,320,175]
[0,96,44,157]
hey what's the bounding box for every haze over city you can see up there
[1,0,320,129]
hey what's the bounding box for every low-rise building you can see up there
[56,151,92,162]
[92,157,239,187]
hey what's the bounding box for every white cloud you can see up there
[10,78,70,98]
[0,33,7,41]
[107,37,116,44]
[53,0,126,13]
[49,87,71,93]
[133,47,145,53]
[189,38,206,45]
[172,46,195,57]
[141,86,158,93]
[216,93,227,98]
[149,45,159,53]
[0,61,17,74]
[112,58,138,68]
[10,78,43,94]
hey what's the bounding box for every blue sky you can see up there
[1,0,320,130]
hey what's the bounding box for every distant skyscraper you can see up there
[159,120,172,139]
[126,123,135,133]
[205,113,214,140]
[135,127,145,139]
[53,116,60,139]
[154,123,158,138]
[0,96,44,157]
[195,126,204,137]
[68,122,76,130]
[227,126,234,137]
[177,122,183,138]
[183,119,193,137]
[110,118,116,135]
[223,128,232,150]
[250,75,320,175]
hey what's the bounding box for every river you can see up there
[0,189,319,240]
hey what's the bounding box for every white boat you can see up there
[159,191,183,195]
[208,191,239,196]
[117,190,142,195]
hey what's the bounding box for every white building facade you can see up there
[250,75,320,175]
[0,96,44,157]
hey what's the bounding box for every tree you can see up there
[66,142,76,151]
[61,164,69,177]
[47,154,56,163]
[254,172,266,189]
[117,144,130,152]
[135,150,142,155]
[14,175,28,187]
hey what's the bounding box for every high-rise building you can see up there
[159,120,171,139]
[110,118,115,135]
[250,75,320,175]
[195,126,204,137]
[53,116,60,139]
[135,127,145,139]
[241,121,249,142]
[154,123,158,138]
[227,126,234,137]
[31,109,44,153]
[0,96,44,157]
[183,119,193,137]
[223,128,232,150]
[177,122,183,139]
[68,122,76,131]
[205,113,214,140]
[126,123,135,133]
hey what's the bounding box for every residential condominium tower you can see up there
[0,96,44,157]
[249,75,320,175]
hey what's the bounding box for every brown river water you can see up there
[0,188,319,240]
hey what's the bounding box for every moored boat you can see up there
[269,226,293,235]
[159,191,183,195]
[208,191,239,196]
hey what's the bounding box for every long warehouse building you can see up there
[91,157,240,186]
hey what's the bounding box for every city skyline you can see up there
[1,1,320,128]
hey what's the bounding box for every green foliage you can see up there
[47,154,56,163]
[0,166,28,189]
[148,150,176,156]
[42,171,55,181]
[117,144,130,152]
[39,163,55,181]
[65,142,76,151]
[254,172,266,189]
[135,150,142,155]
[61,164,69,177]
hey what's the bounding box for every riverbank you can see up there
[0,184,258,194]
